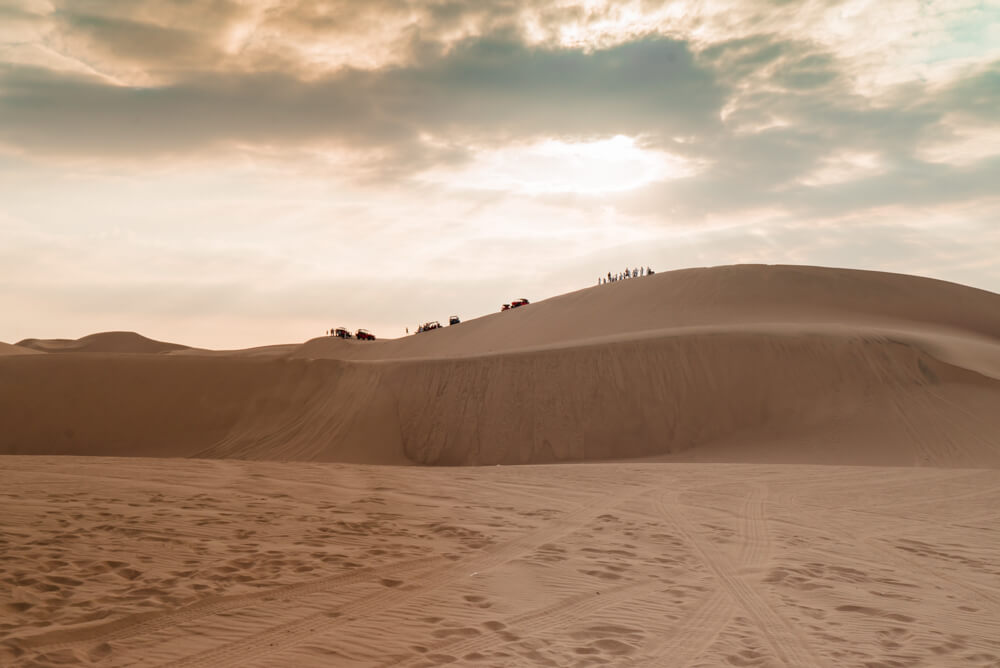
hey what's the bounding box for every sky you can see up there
[1,0,998,348]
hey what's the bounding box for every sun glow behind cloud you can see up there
[420,135,697,194]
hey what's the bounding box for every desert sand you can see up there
[2,264,999,666]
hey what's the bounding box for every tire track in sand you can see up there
[390,485,774,668]
[653,485,828,668]
[738,483,771,567]
[381,581,658,667]
[631,484,768,667]
[163,483,652,668]
[17,556,446,651]
[628,588,730,668]
[794,498,1000,611]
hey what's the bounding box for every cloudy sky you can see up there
[1,0,998,348]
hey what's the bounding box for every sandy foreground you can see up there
[3,265,1000,666]
[0,458,998,667]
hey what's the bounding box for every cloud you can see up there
[613,31,1000,224]
[51,11,227,72]
[0,34,724,165]
[937,60,1000,122]
[2,0,999,347]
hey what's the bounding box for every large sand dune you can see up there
[2,265,999,466]
[295,264,1000,361]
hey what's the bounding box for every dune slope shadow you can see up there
[2,329,999,466]
[387,331,1000,466]
[0,355,405,463]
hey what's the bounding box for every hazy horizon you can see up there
[2,0,998,348]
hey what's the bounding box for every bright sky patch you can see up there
[421,136,697,194]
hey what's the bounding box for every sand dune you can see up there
[2,265,999,466]
[0,342,40,356]
[16,331,190,355]
[293,264,1000,361]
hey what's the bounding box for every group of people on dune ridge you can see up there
[601,266,653,285]
[329,267,653,339]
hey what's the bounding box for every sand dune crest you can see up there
[16,331,189,355]
[0,342,40,356]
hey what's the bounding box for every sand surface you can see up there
[2,264,1000,666]
[2,457,999,667]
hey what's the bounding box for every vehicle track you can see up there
[771,499,1000,653]
[628,588,730,667]
[163,483,651,668]
[737,483,770,566]
[632,484,767,667]
[763,469,980,529]
[801,500,1000,611]
[655,489,829,668]
[407,484,775,668]
[0,467,250,497]
[18,556,446,651]
[381,581,658,667]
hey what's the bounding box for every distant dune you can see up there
[0,341,41,356]
[15,330,190,354]
[2,265,999,466]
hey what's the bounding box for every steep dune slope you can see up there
[387,331,1000,466]
[16,331,190,354]
[5,329,999,466]
[3,265,1000,466]
[0,355,407,463]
